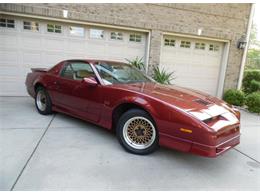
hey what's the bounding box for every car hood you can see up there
[112,82,234,121]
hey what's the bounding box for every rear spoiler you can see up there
[31,68,48,72]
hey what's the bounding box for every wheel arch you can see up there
[34,82,45,93]
[112,100,157,131]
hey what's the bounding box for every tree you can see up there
[246,23,260,69]
[249,23,260,48]
[246,49,260,69]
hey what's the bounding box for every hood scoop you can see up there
[193,99,211,106]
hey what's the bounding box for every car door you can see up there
[53,61,102,122]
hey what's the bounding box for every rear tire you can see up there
[35,86,52,115]
[116,109,159,155]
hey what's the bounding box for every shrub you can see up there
[245,92,260,113]
[249,79,260,93]
[242,70,260,94]
[152,66,175,84]
[223,89,245,106]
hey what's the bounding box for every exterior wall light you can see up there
[197,28,203,36]
[63,10,68,18]
[237,35,247,49]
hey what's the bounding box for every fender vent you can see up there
[193,99,211,106]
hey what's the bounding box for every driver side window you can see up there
[61,62,95,80]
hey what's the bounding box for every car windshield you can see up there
[95,62,153,85]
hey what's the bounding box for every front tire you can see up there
[35,86,52,115]
[116,109,159,155]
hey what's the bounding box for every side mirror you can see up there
[82,77,98,87]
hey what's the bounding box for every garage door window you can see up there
[195,43,205,50]
[164,39,175,46]
[129,34,142,42]
[180,41,191,48]
[209,44,220,51]
[111,32,123,40]
[0,18,15,28]
[47,24,62,33]
[90,29,104,39]
[23,21,39,32]
[69,26,84,36]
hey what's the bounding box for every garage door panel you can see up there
[22,51,42,67]
[0,77,26,96]
[169,67,188,75]
[0,34,18,48]
[0,50,19,66]
[105,56,125,62]
[107,40,126,46]
[0,67,29,78]
[127,43,146,49]
[43,52,66,66]
[86,41,106,54]
[21,35,42,49]
[207,52,222,58]
[125,49,145,60]
[65,52,85,60]
[193,50,206,55]
[44,38,65,51]
[0,66,25,77]
[66,40,86,52]
[176,49,192,55]
[104,45,124,56]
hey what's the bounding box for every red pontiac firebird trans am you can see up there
[25,59,241,157]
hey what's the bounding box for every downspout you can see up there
[237,3,255,89]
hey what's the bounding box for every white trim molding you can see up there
[0,11,150,33]
[237,3,255,90]
[216,41,231,97]
[145,31,151,73]
[162,32,229,43]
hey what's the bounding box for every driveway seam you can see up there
[0,96,29,97]
[233,148,260,164]
[10,114,56,191]
[1,127,52,130]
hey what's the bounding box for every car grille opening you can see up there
[203,115,226,125]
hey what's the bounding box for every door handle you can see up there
[54,81,60,89]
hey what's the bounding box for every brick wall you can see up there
[0,3,252,91]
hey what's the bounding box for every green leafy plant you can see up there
[223,89,245,106]
[242,69,260,94]
[125,56,145,71]
[152,66,175,85]
[246,49,260,70]
[245,92,260,113]
[249,79,260,93]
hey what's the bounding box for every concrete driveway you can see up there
[0,97,260,190]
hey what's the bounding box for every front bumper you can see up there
[190,134,240,157]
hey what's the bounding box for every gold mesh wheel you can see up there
[123,116,156,150]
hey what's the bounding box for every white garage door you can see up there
[0,16,147,96]
[160,35,225,96]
